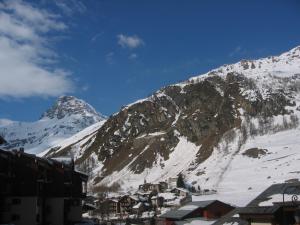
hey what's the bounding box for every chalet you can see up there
[238,182,300,225]
[170,188,190,198]
[168,178,178,189]
[159,181,169,192]
[138,182,169,193]
[0,148,88,225]
[119,195,139,214]
[158,200,235,225]
[132,202,150,215]
[139,183,153,192]
[97,198,120,215]
[151,196,164,208]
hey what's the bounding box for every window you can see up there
[12,198,21,205]
[82,181,87,194]
[11,214,20,221]
[72,199,80,206]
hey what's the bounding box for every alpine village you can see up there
[1,1,300,225]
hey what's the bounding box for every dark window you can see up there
[11,214,20,221]
[73,199,80,206]
[12,198,21,205]
[37,198,41,206]
[36,214,40,222]
[46,205,52,213]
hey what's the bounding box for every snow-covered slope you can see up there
[39,120,106,159]
[191,113,300,206]
[69,45,300,207]
[0,96,106,154]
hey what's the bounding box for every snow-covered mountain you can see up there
[0,96,106,154]
[39,46,300,206]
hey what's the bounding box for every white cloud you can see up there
[129,53,138,60]
[0,0,73,99]
[117,34,144,49]
[53,0,86,16]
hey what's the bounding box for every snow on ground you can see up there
[191,125,300,207]
[0,115,103,154]
[39,120,106,158]
[136,131,166,139]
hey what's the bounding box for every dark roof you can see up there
[212,208,248,225]
[160,200,217,220]
[0,148,88,180]
[83,203,97,210]
[247,182,300,207]
[238,205,281,215]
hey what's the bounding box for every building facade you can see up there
[0,148,88,225]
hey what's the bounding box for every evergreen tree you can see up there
[176,173,185,188]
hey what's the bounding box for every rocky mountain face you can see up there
[46,47,300,205]
[0,135,6,145]
[0,96,106,154]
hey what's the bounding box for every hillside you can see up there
[47,46,300,205]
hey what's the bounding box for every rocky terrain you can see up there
[31,46,300,205]
[0,96,106,154]
[0,135,6,145]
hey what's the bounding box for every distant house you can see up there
[168,177,178,189]
[139,182,169,193]
[119,195,139,214]
[0,148,88,225]
[159,181,169,192]
[132,202,151,215]
[139,183,153,192]
[158,200,235,225]
[101,198,120,215]
[171,188,190,198]
[151,196,164,208]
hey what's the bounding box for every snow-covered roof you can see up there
[158,192,177,200]
[50,157,73,165]
[172,187,189,193]
[132,202,143,209]
[175,218,216,225]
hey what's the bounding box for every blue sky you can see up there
[0,0,300,121]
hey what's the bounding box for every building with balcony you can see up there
[0,148,88,225]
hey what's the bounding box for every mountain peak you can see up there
[283,45,300,58]
[41,95,105,121]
